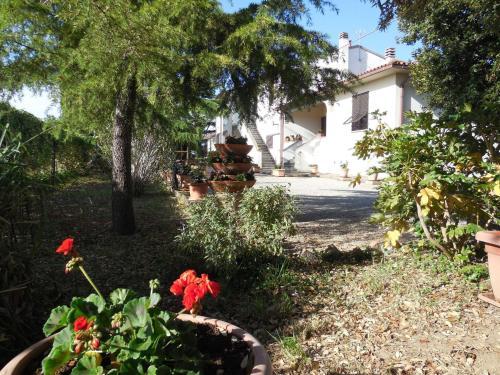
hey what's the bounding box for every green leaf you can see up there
[41,345,72,375]
[110,288,137,305]
[123,297,151,328]
[149,292,161,308]
[72,354,104,375]
[85,294,106,313]
[43,305,70,336]
[68,297,99,321]
[53,326,73,350]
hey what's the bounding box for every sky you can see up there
[10,0,418,120]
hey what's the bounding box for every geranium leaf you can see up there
[53,326,73,350]
[110,288,137,306]
[123,297,151,328]
[72,354,104,375]
[85,294,106,313]
[69,297,99,321]
[149,292,161,308]
[41,345,72,375]
[43,305,70,336]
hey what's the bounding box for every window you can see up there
[320,116,326,136]
[351,91,369,131]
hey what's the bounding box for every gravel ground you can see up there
[255,175,384,251]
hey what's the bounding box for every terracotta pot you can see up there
[215,144,253,157]
[272,169,285,177]
[1,315,271,375]
[189,182,208,200]
[476,231,500,301]
[208,180,256,193]
[212,162,253,174]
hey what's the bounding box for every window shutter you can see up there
[352,92,369,131]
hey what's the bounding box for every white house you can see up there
[210,32,429,176]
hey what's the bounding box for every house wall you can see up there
[348,46,386,75]
[304,74,400,175]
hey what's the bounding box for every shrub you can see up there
[177,186,296,273]
[354,110,499,257]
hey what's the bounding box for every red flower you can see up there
[56,238,75,256]
[171,270,221,313]
[199,274,220,298]
[73,316,89,331]
[182,283,205,310]
[179,269,197,284]
[169,279,185,296]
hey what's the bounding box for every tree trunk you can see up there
[112,75,137,235]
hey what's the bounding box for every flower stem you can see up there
[78,265,105,300]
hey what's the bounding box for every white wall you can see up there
[348,46,386,75]
[314,74,400,175]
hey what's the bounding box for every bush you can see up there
[177,186,296,274]
[354,110,499,257]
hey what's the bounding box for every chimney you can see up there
[338,32,350,71]
[385,47,396,61]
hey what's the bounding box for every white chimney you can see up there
[338,32,351,71]
[385,47,396,62]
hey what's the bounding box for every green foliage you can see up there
[369,0,499,159]
[354,111,499,257]
[42,286,202,375]
[177,186,296,273]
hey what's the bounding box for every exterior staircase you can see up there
[245,122,276,173]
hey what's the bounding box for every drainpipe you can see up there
[397,75,410,126]
[279,112,284,168]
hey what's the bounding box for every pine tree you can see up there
[1,0,348,234]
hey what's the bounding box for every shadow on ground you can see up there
[295,192,378,223]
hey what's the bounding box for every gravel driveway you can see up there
[255,175,384,251]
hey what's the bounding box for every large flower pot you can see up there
[212,162,253,174]
[208,180,256,193]
[215,144,253,157]
[476,231,500,302]
[189,182,209,200]
[1,315,272,375]
[272,168,285,177]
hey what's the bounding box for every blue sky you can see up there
[222,0,418,61]
[11,0,417,119]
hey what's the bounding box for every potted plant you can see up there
[367,166,383,184]
[339,161,349,178]
[215,136,253,157]
[272,165,285,177]
[188,166,208,201]
[176,162,192,190]
[1,239,272,374]
[309,164,319,176]
[476,231,500,307]
[208,172,256,193]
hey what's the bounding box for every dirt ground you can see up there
[20,177,500,374]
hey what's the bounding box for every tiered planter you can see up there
[1,315,272,375]
[209,144,255,193]
[189,182,209,200]
[476,231,500,307]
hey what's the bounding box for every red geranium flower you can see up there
[73,316,89,331]
[182,283,205,310]
[171,270,220,312]
[56,238,75,256]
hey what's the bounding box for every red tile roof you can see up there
[357,60,409,79]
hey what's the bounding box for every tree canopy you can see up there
[1,0,348,234]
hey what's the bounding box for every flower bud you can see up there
[75,342,84,354]
[91,338,100,349]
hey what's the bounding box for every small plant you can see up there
[234,172,255,182]
[178,186,296,272]
[339,161,349,177]
[41,239,220,374]
[367,166,383,181]
[188,165,206,183]
[224,136,247,145]
[207,152,222,163]
[274,164,282,169]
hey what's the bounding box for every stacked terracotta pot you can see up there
[209,143,256,193]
